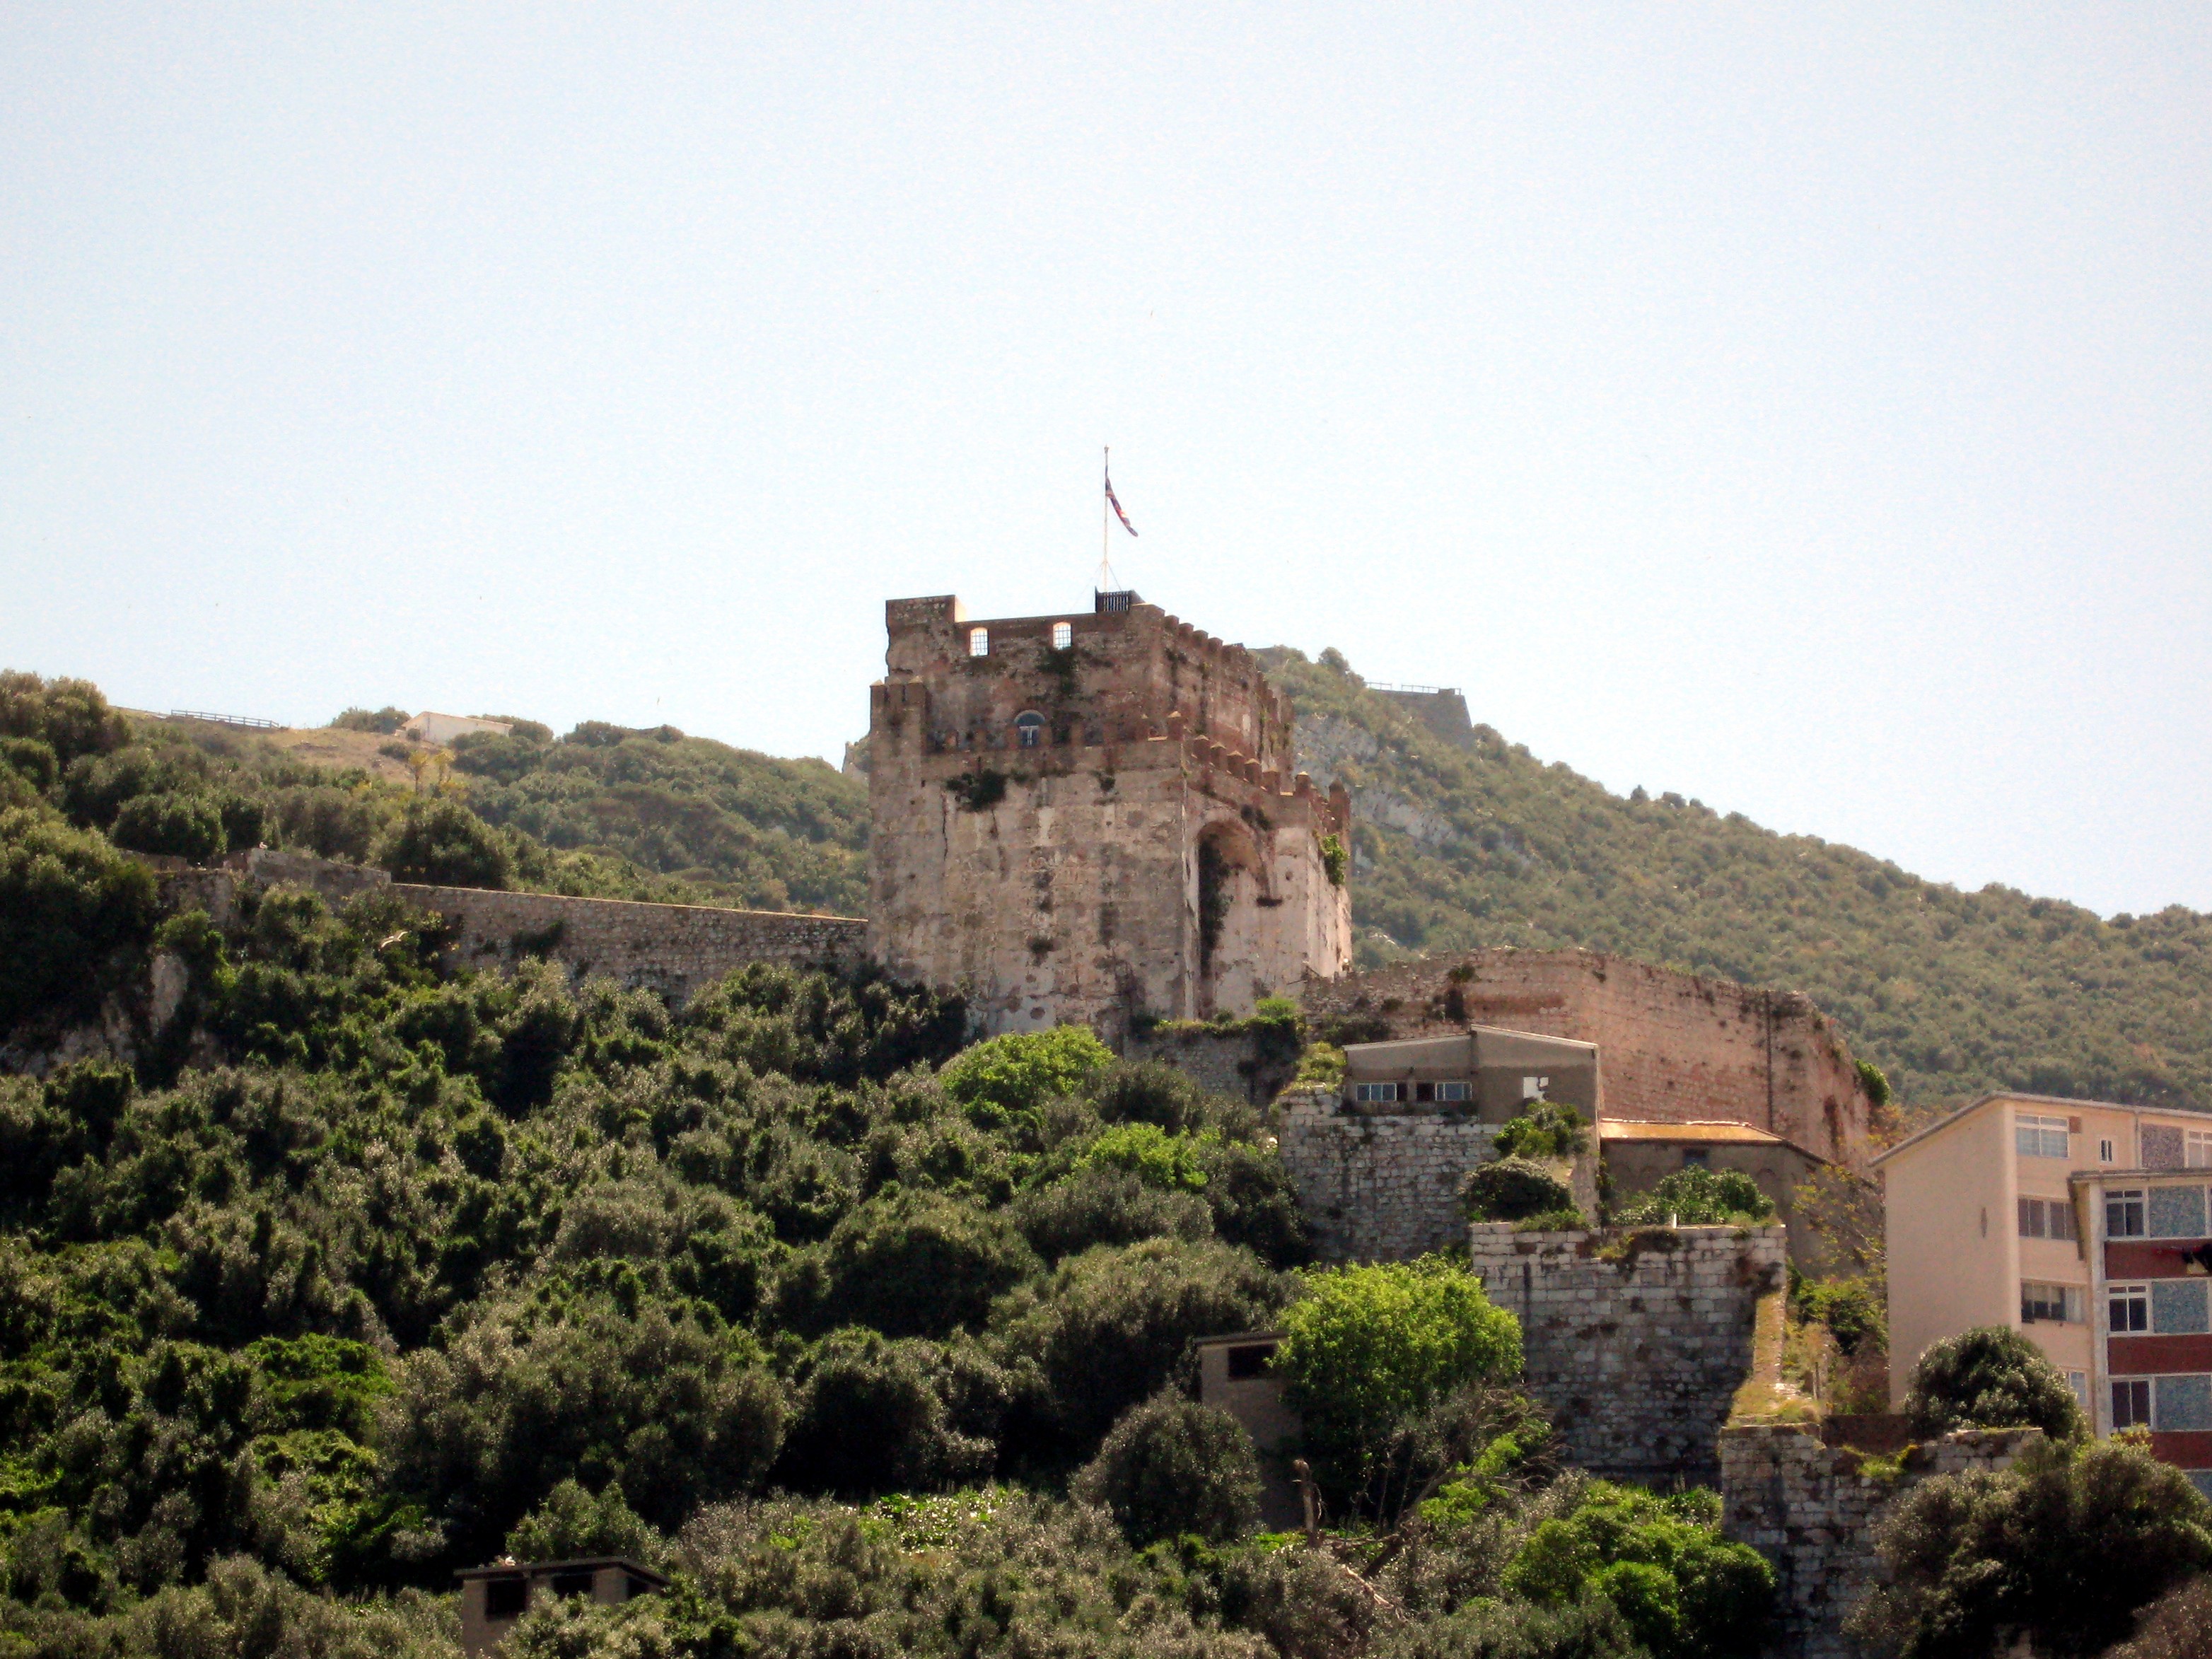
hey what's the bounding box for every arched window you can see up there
[1052,621,1073,649]
[969,627,990,657]
[1015,711,1045,748]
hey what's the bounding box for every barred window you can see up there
[969,627,990,657]
[1052,621,1073,648]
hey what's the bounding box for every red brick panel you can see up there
[2149,1431,2212,1470]
[2103,1243,2210,1279]
[2108,1334,2212,1375]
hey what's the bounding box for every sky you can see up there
[4,5,2208,918]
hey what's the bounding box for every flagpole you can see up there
[1101,446,1110,592]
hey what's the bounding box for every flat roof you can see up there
[2068,1168,2212,1186]
[1191,1329,1285,1348]
[1871,1090,2212,1168]
[456,1556,668,1585]
[1599,1119,1791,1146]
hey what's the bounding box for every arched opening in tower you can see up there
[1194,821,1269,1018]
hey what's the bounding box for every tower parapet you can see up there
[868,591,1353,1038]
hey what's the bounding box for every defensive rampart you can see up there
[1304,951,1875,1168]
[159,851,865,1006]
[1720,1424,2042,1658]
[1276,1087,1502,1260]
[1467,1223,1788,1486]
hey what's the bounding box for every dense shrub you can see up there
[1087,1059,1212,1132]
[1612,1167,1775,1226]
[0,670,129,769]
[2105,1573,2212,1659]
[1904,1325,2086,1440]
[0,807,159,1032]
[775,1329,998,1497]
[1276,1257,1523,1498]
[1011,1164,1213,1261]
[1073,1393,1260,1545]
[504,1479,660,1565]
[378,798,513,889]
[1851,1438,2212,1658]
[110,789,228,861]
[938,1025,1114,1126]
[1505,1482,1774,1659]
[992,1237,1291,1455]
[1494,1101,1589,1161]
[1462,1158,1576,1223]
[782,1187,1038,1339]
[1368,1594,1643,1659]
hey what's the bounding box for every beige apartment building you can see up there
[1878,1092,2212,1491]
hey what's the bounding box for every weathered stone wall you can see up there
[1278,1088,1503,1260]
[1303,951,1875,1169]
[158,854,866,1006]
[869,594,1353,1040]
[1468,1223,1788,1486]
[1721,1425,2042,1658]
[1124,1023,1302,1103]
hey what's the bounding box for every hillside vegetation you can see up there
[1259,649,2212,1119]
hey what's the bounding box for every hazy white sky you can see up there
[4,5,2207,916]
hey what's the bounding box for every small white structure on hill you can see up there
[403,711,514,747]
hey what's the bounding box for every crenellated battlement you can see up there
[868,590,1352,1039]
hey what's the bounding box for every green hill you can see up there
[1259,648,2212,1119]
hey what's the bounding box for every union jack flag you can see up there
[1105,465,1139,537]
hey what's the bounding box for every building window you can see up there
[2107,1190,2146,1238]
[1683,1147,1712,1169]
[2018,1197,2077,1241]
[1434,1081,1472,1103]
[1520,1076,1549,1100]
[2189,1130,2212,1170]
[2021,1282,2083,1324]
[1353,1082,1402,1104]
[2113,1378,2152,1429]
[2015,1112,2071,1158]
[2111,1284,2150,1333]
[1015,711,1044,748]
[484,1576,528,1619]
[2100,1139,2115,1164]
[1052,621,1073,648]
[1226,1341,1276,1380]
[968,627,990,657]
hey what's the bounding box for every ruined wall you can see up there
[1720,1425,2042,1658]
[1304,951,1874,1169]
[1277,1088,1504,1260]
[1123,1023,1301,1105]
[1467,1223,1788,1486]
[869,595,1352,1040]
[158,854,865,1006]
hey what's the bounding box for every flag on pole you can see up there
[1105,460,1139,537]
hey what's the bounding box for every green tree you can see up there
[378,798,513,888]
[1274,1257,1523,1498]
[1073,1393,1260,1546]
[1850,1438,2212,1658]
[0,807,158,1032]
[1904,1325,2085,1440]
[938,1025,1114,1127]
[505,1480,660,1566]
[110,790,227,861]
[775,1329,995,1497]
[786,1187,1038,1339]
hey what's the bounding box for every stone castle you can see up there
[864,591,1353,1040]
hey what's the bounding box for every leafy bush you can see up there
[1793,1273,1887,1358]
[1494,1101,1589,1160]
[1087,1059,1211,1132]
[1851,1437,2212,1658]
[1504,1482,1774,1659]
[1011,1164,1213,1262]
[0,807,158,1032]
[2106,1573,2212,1659]
[1612,1167,1776,1227]
[0,671,129,769]
[504,1479,660,1565]
[1073,1393,1260,1545]
[110,789,227,861]
[1904,1325,2086,1440]
[781,1187,1038,1339]
[992,1237,1290,1455]
[775,1329,997,1497]
[378,798,513,888]
[938,1025,1114,1127]
[1196,1137,1314,1267]
[330,706,410,735]
[1078,1123,1211,1192]
[1275,1257,1523,1498]
[1463,1158,1576,1223]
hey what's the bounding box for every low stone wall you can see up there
[396,884,866,1005]
[1277,1088,1501,1260]
[1720,1424,2042,1658]
[1125,1023,1300,1102]
[1468,1223,1788,1486]
[158,853,866,1006]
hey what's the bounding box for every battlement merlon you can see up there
[878,592,1298,771]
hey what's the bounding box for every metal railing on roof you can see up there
[1364,682,1462,698]
[168,709,284,730]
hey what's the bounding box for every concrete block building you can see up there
[866,591,1353,1038]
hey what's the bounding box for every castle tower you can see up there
[868,590,1354,1040]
